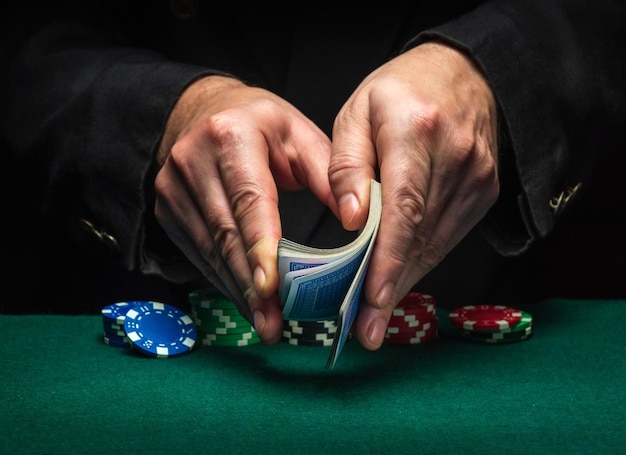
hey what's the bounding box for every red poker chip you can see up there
[384,292,439,344]
[385,319,437,336]
[393,297,436,316]
[387,317,423,331]
[448,305,522,331]
[392,303,435,317]
[397,292,436,307]
[388,312,434,325]
[383,327,438,344]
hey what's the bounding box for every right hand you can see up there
[328,43,499,349]
[153,75,339,345]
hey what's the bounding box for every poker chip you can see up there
[386,319,430,334]
[282,319,338,346]
[188,288,239,309]
[192,310,249,325]
[191,310,251,328]
[286,324,338,335]
[101,301,136,325]
[195,331,260,346]
[285,320,337,330]
[199,330,261,346]
[462,326,533,343]
[383,292,439,345]
[282,330,335,342]
[384,319,439,344]
[387,315,423,329]
[392,303,435,314]
[200,334,262,347]
[450,305,533,344]
[393,292,436,310]
[198,307,245,317]
[285,337,334,347]
[448,305,523,331]
[200,331,259,342]
[188,288,260,347]
[101,302,138,347]
[123,301,197,358]
[103,335,131,348]
[474,310,533,334]
[196,324,255,335]
[382,328,438,344]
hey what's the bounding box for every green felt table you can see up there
[1,299,625,455]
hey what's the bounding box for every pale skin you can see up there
[154,42,499,350]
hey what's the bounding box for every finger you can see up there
[361,107,444,310]
[329,94,379,231]
[252,293,284,346]
[353,297,396,350]
[156,145,285,343]
[200,107,337,300]
[202,119,283,301]
[391,136,499,294]
[157,203,246,313]
[156,162,286,344]
[269,112,338,211]
[361,138,498,348]
[154,163,247,311]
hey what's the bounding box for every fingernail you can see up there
[253,310,265,336]
[254,266,266,293]
[375,282,394,308]
[338,193,359,228]
[367,317,387,346]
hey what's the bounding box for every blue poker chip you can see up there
[103,335,132,348]
[101,302,140,347]
[123,301,197,358]
[101,301,139,325]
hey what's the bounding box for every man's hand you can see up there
[328,42,499,349]
[154,75,338,345]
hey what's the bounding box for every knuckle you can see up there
[449,134,476,165]
[202,112,242,146]
[417,241,446,271]
[230,183,265,224]
[464,143,499,202]
[410,108,441,140]
[212,222,240,265]
[448,132,500,204]
[168,141,189,167]
[328,156,362,187]
[394,184,426,226]
[476,162,499,204]
[153,171,168,201]
[166,139,198,179]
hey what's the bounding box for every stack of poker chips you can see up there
[101,300,197,358]
[188,288,261,347]
[448,304,533,343]
[101,301,135,348]
[282,319,338,346]
[383,292,438,344]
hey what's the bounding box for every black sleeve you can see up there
[0,2,219,282]
[405,0,626,255]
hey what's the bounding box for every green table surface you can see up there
[1,299,625,455]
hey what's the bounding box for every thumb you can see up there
[329,106,378,231]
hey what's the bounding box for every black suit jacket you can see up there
[1,0,625,312]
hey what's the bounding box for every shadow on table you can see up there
[180,299,596,398]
